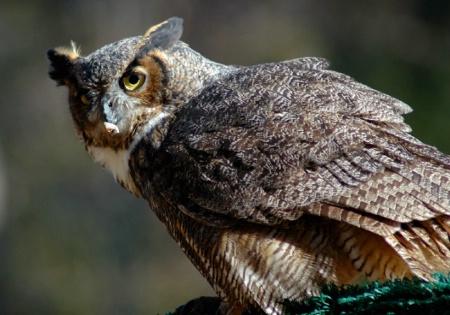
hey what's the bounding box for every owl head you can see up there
[47,17,185,151]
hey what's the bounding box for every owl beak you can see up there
[104,122,120,134]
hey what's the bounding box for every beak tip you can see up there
[104,122,120,134]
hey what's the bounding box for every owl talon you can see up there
[104,122,119,134]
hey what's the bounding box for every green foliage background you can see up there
[0,1,449,314]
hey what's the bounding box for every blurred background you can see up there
[0,0,449,314]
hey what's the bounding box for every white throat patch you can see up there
[86,111,170,196]
[88,145,139,195]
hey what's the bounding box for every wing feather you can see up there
[154,58,450,243]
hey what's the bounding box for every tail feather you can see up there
[385,217,450,280]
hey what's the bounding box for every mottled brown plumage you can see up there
[47,17,450,314]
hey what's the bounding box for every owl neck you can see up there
[164,42,237,106]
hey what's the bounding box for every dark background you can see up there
[0,1,449,314]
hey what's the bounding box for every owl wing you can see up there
[152,58,450,238]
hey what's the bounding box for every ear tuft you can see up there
[139,17,184,56]
[47,44,80,85]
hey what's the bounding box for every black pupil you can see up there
[129,74,139,85]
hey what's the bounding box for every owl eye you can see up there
[122,73,145,91]
[80,94,90,105]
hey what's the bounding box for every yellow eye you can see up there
[122,73,145,91]
[80,94,90,105]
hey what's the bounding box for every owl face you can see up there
[47,18,183,151]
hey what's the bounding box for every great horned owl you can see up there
[47,17,450,314]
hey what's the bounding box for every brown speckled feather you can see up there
[129,58,450,313]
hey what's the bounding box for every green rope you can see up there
[284,273,450,315]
